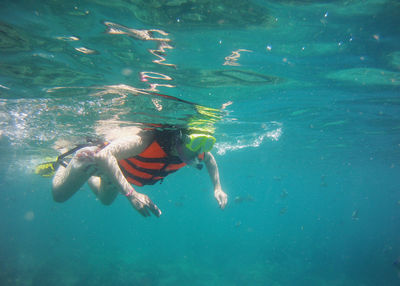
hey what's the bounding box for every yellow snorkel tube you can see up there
[35,160,57,177]
[34,144,89,178]
[183,104,220,154]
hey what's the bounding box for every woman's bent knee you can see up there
[52,190,69,203]
[100,198,114,206]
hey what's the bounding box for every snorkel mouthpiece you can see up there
[193,160,203,170]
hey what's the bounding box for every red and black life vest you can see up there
[118,140,186,186]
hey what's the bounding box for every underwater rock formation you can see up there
[93,0,272,28]
[0,21,32,52]
[326,68,400,86]
[173,68,284,87]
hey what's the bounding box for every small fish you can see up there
[320,175,328,187]
[352,209,359,221]
[393,258,400,278]
[234,195,254,204]
[394,257,400,267]
[174,201,183,207]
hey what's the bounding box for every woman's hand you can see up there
[74,147,99,175]
[127,192,162,217]
[214,188,228,209]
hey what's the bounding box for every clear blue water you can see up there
[1,1,400,285]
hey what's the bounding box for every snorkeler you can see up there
[47,127,227,217]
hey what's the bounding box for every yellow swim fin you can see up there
[35,161,56,177]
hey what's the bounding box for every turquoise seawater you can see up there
[1,1,400,285]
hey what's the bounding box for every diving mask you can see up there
[185,133,216,153]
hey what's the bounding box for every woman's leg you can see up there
[93,135,148,196]
[52,146,98,202]
[88,175,118,205]
[52,135,145,204]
